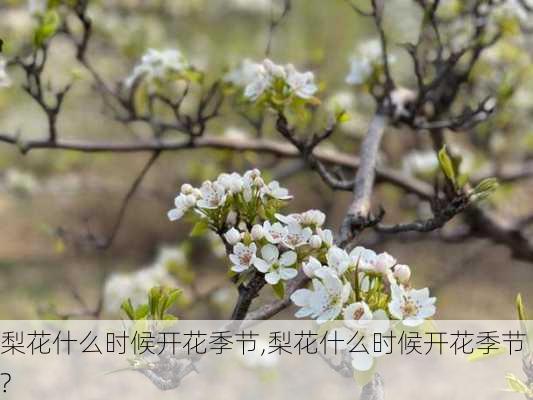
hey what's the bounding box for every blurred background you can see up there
[0,0,531,319]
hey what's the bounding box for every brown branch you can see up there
[339,112,388,245]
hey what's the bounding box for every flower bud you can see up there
[223,227,241,245]
[180,183,194,195]
[251,224,264,241]
[394,264,411,284]
[184,194,197,207]
[309,235,322,249]
[253,176,265,187]
[226,211,238,226]
[192,188,202,198]
[375,252,396,274]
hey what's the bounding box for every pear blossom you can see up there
[291,269,351,323]
[0,57,11,88]
[262,221,288,244]
[217,172,244,194]
[349,246,377,272]
[402,150,439,177]
[299,209,326,227]
[243,61,272,100]
[125,48,189,87]
[342,301,374,330]
[394,264,411,284]
[196,181,227,209]
[326,246,351,275]
[346,58,373,85]
[285,64,318,99]
[302,256,325,278]
[180,183,194,195]
[251,224,264,240]
[374,252,396,274]
[225,59,264,87]
[261,180,292,200]
[389,283,436,327]
[317,228,334,247]
[282,222,312,249]
[253,244,297,285]
[346,39,395,85]
[229,242,257,273]
[167,193,196,221]
[223,227,241,245]
[309,235,322,249]
[28,0,46,15]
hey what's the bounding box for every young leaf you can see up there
[438,145,456,186]
[190,219,209,237]
[272,281,285,299]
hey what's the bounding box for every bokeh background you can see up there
[0,0,531,319]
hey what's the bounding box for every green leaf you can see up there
[120,299,135,320]
[134,304,150,320]
[272,282,285,299]
[467,345,506,362]
[517,293,528,322]
[505,373,532,395]
[33,10,61,48]
[474,178,499,195]
[438,145,456,186]
[190,219,209,237]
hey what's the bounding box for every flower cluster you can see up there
[225,58,318,105]
[291,245,435,326]
[168,169,292,230]
[345,39,395,86]
[290,244,435,372]
[224,209,333,285]
[124,48,191,89]
[167,170,436,343]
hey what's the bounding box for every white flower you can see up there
[0,57,12,88]
[224,227,241,245]
[28,0,46,15]
[291,269,351,324]
[393,264,411,284]
[346,39,395,86]
[196,181,227,209]
[253,244,298,285]
[167,193,196,221]
[317,228,334,247]
[309,235,322,249]
[402,150,439,177]
[217,172,244,194]
[285,64,318,99]
[225,59,264,87]
[282,222,312,249]
[125,48,188,87]
[251,224,265,241]
[497,0,528,22]
[330,309,390,371]
[275,213,301,225]
[326,246,351,275]
[389,283,436,326]
[299,209,326,227]
[349,246,377,272]
[229,242,257,273]
[375,252,396,274]
[302,256,325,278]
[343,302,373,330]
[243,61,272,100]
[180,183,194,195]
[262,221,288,244]
[345,58,372,85]
[261,180,292,200]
